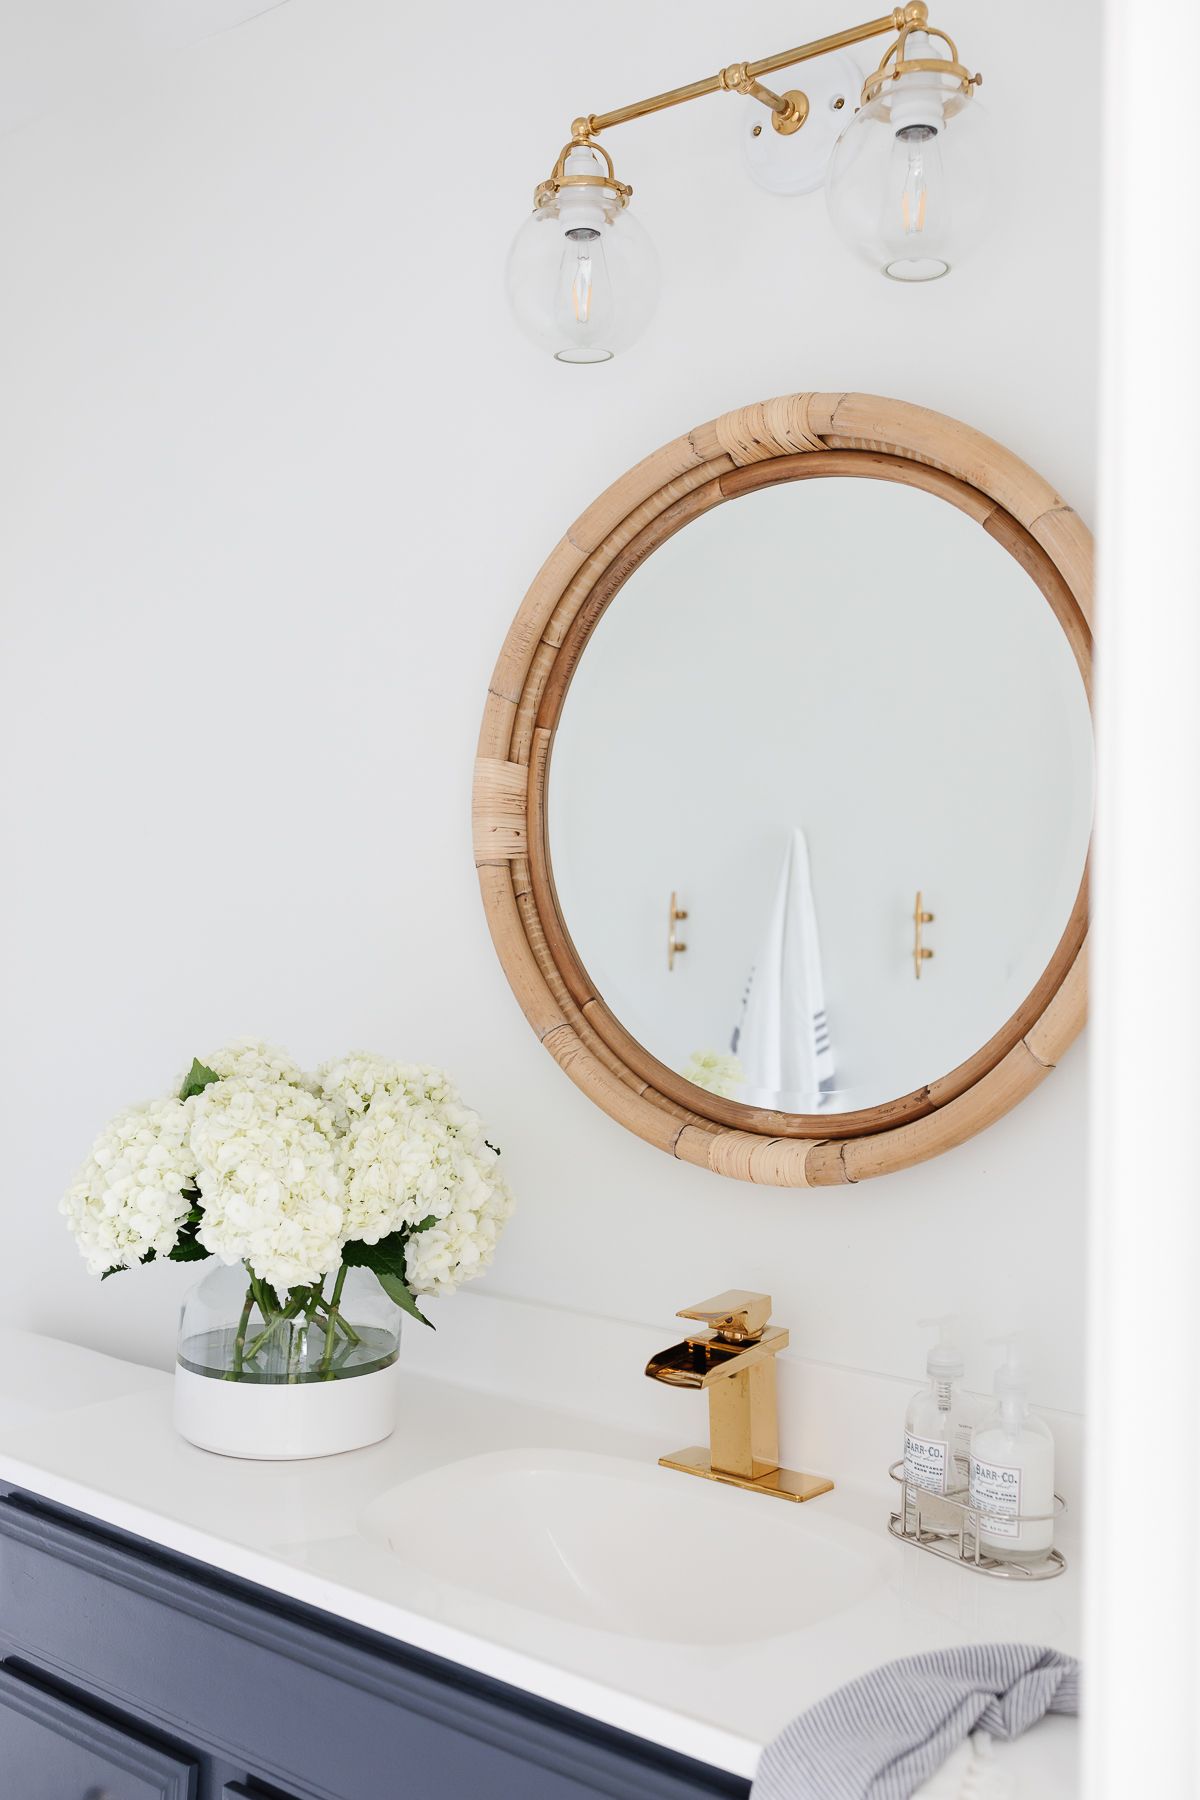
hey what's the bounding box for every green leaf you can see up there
[167,1202,211,1266]
[341,1230,406,1276]
[179,1058,220,1102]
[374,1269,433,1329]
[341,1232,433,1328]
[248,1274,282,1315]
[102,1248,156,1279]
[168,1236,210,1265]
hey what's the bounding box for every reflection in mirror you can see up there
[548,476,1093,1117]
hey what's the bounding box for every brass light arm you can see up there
[574,3,933,139]
[540,2,981,208]
[745,6,931,81]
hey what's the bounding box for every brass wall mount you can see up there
[717,63,808,137]
[913,889,935,979]
[645,1291,834,1503]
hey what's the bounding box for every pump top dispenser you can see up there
[969,1336,1056,1564]
[990,1337,1032,1412]
[923,1315,965,1387]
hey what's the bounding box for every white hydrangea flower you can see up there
[315,1051,400,1125]
[405,1169,516,1298]
[191,1038,314,1092]
[316,1053,465,1128]
[190,1078,344,1292]
[340,1106,440,1243]
[331,1057,515,1298]
[339,1088,484,1235]
[61,1098,195,1278]
[681,1048,744,1099]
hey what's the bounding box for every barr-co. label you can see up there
[970,1457,1022,1537]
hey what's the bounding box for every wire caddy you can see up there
[888,1461,1067,1581]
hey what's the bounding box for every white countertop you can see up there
[0,1326,1080,1791]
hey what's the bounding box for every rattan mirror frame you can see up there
[474,393,1092,1186]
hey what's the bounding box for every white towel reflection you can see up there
[733,828,835,1111]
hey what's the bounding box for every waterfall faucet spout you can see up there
[645,1290,833,1503]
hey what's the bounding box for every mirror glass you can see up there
[548,475,1093,1116]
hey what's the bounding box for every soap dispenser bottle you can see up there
[903,1317,970,1531]
[969,1338,1056,1564]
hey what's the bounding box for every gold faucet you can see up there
[645,1290,833,1503]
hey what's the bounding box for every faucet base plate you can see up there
[659,1446,834,1503]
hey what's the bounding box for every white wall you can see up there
[0,0,1096,1415]
[1085,0,1200,1785]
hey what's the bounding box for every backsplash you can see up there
[402,1289,1085,1510]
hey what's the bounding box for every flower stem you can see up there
[228,1268,360,1379]
[308,1297,360,1342]
[319,1301,338,1377]
[244,1292,304,1363]
[321,1268,361,1345]
[318,1265,351,1378]
[227,1283,255,1380]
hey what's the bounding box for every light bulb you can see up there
[554,225,616,351]
[507,146,659,363]
[888,122,950,279]
[567,230,598,323]
[826,79,992,281]
[898,125,935,236]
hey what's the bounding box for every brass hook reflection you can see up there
[668,891,688,971]
[913,890,934,979]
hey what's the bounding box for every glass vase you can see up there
[173,1261,401,1460]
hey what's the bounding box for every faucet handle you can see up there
[676,1290,772,1344]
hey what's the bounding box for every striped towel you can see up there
[750,1644,1080,1800]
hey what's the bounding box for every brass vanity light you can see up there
[913,890,935,979]
[506,2,985,360]
[646,1291,833,1503]
[667,891,688,972]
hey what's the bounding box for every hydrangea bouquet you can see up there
[61,1040,514,1383]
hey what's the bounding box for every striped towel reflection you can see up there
[750,1644,1080,1800]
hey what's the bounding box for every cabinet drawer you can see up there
[0,1664,197,1799]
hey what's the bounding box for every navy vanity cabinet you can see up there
[0,1487,751,1800]
[0,1664,198,1798]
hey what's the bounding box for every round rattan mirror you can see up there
[474,394,1092,1186]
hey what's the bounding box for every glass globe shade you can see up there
[506,165,659,364]
[825,84,992,282]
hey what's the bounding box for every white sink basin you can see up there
[358,1448,883,1645]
